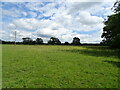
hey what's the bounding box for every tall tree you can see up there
[36,38,43,44]
[101,1,120,48]
[72,37,81,45]
[48,37,61,45]
[22,37,33,45]
[64,42,70,45]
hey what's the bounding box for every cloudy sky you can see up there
[0,0,116,43]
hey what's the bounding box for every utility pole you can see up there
[15,31,16,45]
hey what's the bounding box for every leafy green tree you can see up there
[113,0,120,13]
[48,37,61,45]
[101,1,120,48]
[64,42,70,45]
[36,38,43,44]
[22,37,33,45]
[72,37,81,45]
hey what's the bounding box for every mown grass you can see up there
[2,45,120,88]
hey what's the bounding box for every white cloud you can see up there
[29,11,37,18]
[0,0,116,2]
[68,2,102,14]
[6,16,103,43]
[78,11,103,25]
[25,2,42,11]
[80,30,103,43]
[0,30,15,41]
[1,2,115,43]
[0,0,40,2]
[22,12,27,16]
[2,8,20,18]
[64,0,116,2]
[12,18,40,30]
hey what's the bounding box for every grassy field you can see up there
[2,45,120,88]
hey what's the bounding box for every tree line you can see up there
[1,37,81,45]
[22,37,81,45]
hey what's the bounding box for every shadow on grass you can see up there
[103,60,120,68]
[64,46,120,59]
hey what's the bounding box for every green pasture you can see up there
[2,45,120,88]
